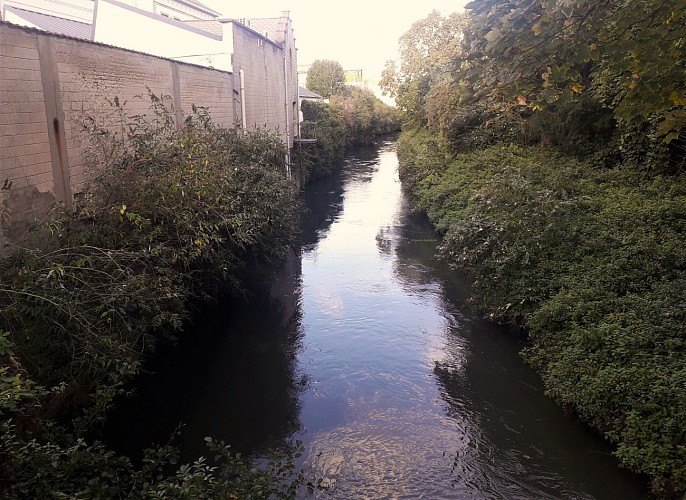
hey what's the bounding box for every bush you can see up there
[397,128,686,496]
[293,87,401,185]
[437,102,526,154]
[0,96,308,497]
[292,100,347,183]
[523,94,618,162]
[330,86,401,146]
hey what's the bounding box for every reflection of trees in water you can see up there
[343,144,383,183]
[390,203,457,295]
[103,254,310,465]
[300,144,382,251]
[101,266,306,464]
[300,170,345,251]
[389,201,648,499]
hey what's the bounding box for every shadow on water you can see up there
[101,165,353,464]
[101,283,304,464]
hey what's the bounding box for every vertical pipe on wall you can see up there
[283,43,291,178]
[239,69,247,132]
[171,61,183,130]
[37,35,72,210]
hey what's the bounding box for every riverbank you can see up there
[106,138,648,497]
[396,127,686,497]
[0,101,310,498]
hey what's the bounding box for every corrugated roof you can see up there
[184,19,223,37]
[5,5,92,40]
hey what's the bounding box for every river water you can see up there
[104,140,648,498]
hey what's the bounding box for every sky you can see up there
[203,1,467,82]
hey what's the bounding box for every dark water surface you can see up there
[104,141,649,498]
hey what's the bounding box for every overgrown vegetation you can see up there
[387,3,686,497]
[0,95,322,498]
[293,65,402,183]
[304,59,346,99]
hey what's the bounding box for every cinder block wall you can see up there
[0,26,54,229]
[0,22,236,237]
[232,26,287,147]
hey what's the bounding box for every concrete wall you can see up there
[230,16,300,150]
[231,22,287,146]
[281,15,300,143]
[0,21,235,236]
[0,25,55,230]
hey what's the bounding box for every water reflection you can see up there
[297,140,647,498]
[103,139,648,498]
[102,282,305,463]
[432,315,649,499]
[300,144,380,252]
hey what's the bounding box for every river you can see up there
[103,140,649,498]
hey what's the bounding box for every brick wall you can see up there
[0,22,236,237]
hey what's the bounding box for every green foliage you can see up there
[460,0,686,143]
[293,87,401,183]
[305,60,346,99]
[397,129,686,496]
[380,10,467,125]
[292,100,348,183]
[389,1,685,172]
[522,94,617,161]
[330,86,402,146]
[2,426,321,499]
[0,96,308,497]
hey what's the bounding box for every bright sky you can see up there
[203,1,467,80]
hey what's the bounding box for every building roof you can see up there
[5,5,92,40]
[299,86,324,100]
[184,19,223,36]
[180,0,221,17]
[248,17,283,43]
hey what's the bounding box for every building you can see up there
[0,1,304,234]
[1,0,220,27]
[0,0,300,148]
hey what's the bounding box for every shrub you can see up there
[0,96,306,497]
[397,128,686,496]
[330,86,401,146]
[292,100,347,183]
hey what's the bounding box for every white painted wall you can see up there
[4,0,93,22]
[93,0,231,71]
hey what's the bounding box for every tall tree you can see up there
[380,11,467,124]
[306,60,346,98]
[459,0,686,141]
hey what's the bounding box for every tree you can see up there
[306,60,346,98]
[380,11,467,124]
[459,0,686,142]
